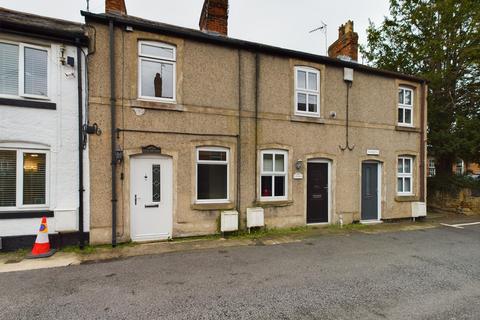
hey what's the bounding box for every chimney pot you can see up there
[105,0,127,15]
[199,0,229,36]
[328,20,359,62]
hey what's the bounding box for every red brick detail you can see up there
[199,0,228,36]
[105,0,127,15]
[328,20,358,61]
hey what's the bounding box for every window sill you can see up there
[395,195,419,202]
[255,200,293,207]
[0,210,54,220]
[0,97,56,110]
[132,99,184,112]
[395,125,421,133]
[191,202,235,211]
[290,115,324,124]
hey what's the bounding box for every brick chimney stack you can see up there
[105,0,127,15]
[199,0,229,36]
[328,20,358,61]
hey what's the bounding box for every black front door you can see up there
[307,162,329,223]
[361,162,378,220]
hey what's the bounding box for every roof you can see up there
[82,11,426,83]
[0,7,88,45]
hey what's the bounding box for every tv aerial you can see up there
[309,21,328,55]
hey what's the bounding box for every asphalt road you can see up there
[1,224,479,320]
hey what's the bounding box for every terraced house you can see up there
[0,8,89,250]
[83,0,427,245]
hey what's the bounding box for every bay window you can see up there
[0,149,48,209]
[260,150,288,200]
[196,147,229,203]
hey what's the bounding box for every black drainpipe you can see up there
[236,49,242,213]
[109,19,117,247]
[339,80,355,151]
[254,53,259,202]
[76,42,85,249]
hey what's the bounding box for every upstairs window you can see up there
[138,41,176,102]
[0,41,49,98]
[0,149,48,209]
[294,66,320,117]
[196,147,229,203]
[428,159,436,177]
[455,159,464,175]
[397,156,413,195]
[398,87,413,126]
[260,150,288,200]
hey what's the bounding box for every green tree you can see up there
[361,0,480,174]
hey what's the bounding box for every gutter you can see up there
[109,19,117,247]
[76,43,85,249]
[0,24,88,46]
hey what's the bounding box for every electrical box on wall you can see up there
[344,68,354,82]
[247,207,264,228]
[221,210,238,232]
[412,202,426,218]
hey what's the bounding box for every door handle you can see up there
[145,204,159,208]
[134,194,137,205]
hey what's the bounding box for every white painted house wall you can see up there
[0,33,89,237]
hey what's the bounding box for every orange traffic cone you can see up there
[26,217,56,259]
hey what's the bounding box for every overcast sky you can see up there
[0,0,390,61]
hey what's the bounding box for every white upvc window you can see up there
[398,87,413,126]
[0,149,49,210]
[428,159,436,177]
[196,147,229,203]
[138,41,176,102]
[260,149,288,201]
[455,159,464,175]
[294,66,320,117]
[0,40,50,99]
[397,156,413,195]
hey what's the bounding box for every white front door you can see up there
[130,156,173,241]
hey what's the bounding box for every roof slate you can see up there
[0,7,87,44]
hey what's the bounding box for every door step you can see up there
[360,220,383,225]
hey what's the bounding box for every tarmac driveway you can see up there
[0,222,479,320]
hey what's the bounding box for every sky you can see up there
[0,0,390,61]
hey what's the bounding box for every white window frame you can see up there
[294,66,320,117]
[0,39,50,100]
[398,87,413,126]
[455,159,464,175]
[0,148,50,211]
[397,156,413,196]
[260,149,288,201]
[195,147,229,204]
[138,41,176,103]
[428,159,436,177]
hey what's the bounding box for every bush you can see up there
[428,174,480,197]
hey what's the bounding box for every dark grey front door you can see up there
[307,162,329,223]
[361,162,378,220]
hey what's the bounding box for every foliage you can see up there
[361,0,480,173]
[427,174,480,196]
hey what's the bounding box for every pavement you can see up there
[0,211,475,273]
[0,212,479,319]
